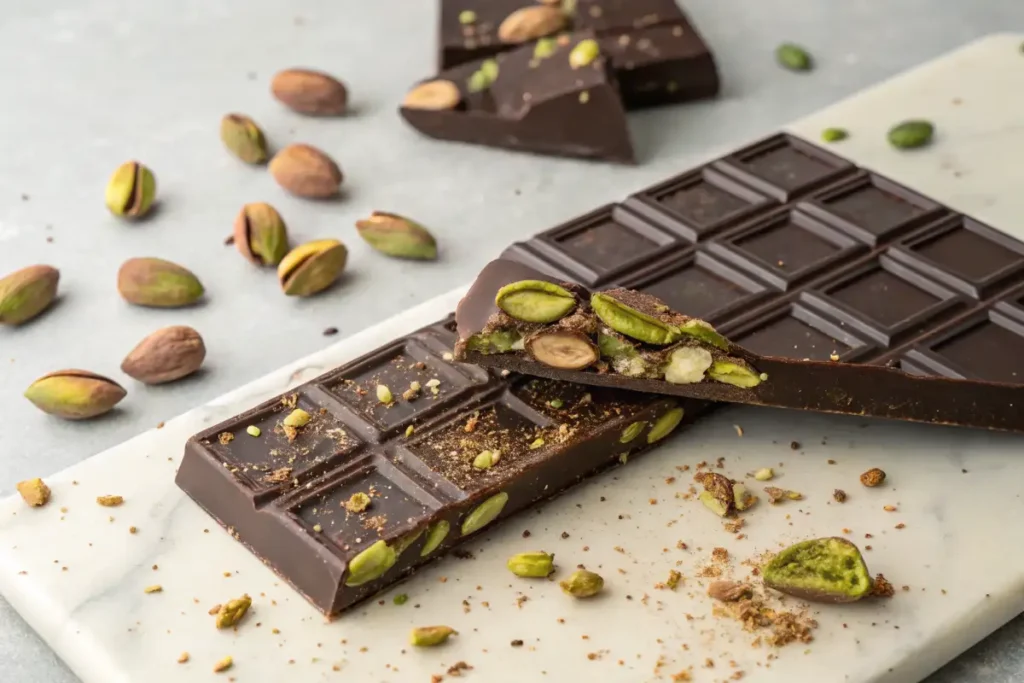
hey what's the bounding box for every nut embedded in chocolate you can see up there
[494,279,577,323]
[525,330,598,370]
[762,537,873,604]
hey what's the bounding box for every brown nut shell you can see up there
[271,68,348,116]
[24,369,127,420]
[121,325,206,385]
[0,264,60,325]
[269,144,343,199]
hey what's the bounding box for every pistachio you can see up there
[534,37,557,59]
[663,346,713,384]
[355,212,438,260]
[345,492,371,513]
[420,520,450,556]
[392,528,423,555]
[495,279,576,323]
[707,360,763,388]
[269,143,343,199]
[763,537,873,603]
[234,203,289,266]
[376,384,393,404]
[698,491,730,517]
[887,120,934,149]
[776,43,812,71]
[507,551,555,578]
[734,483,757,511]
[16,478,51,507]
[409,625,455,647]
[121,325,206,385]
[525,330,598,370]
[560,569,604,598]
[821,127,848,143]
[696,472,736,517]
[473,450,500,469]
[647,407,685,443]
[468,59,500,92]
[213,656,233,673]
[0,265,59,325]
[283,408,311,428]
[678,319,730,350]
[246,425,261,437]
[24,370,127,420]
[345,540,397,586]
[105,161,157,219]
[461,491,509,535]
[277,239,348,297]
[498,6,568,44]
[459,10,476,24]
[117,257,204,308]
[271,68,348,116]
[219,113,268,164]
[215,594,252,629]
[753,467,775,481]
[618,421,646,444]
[393,593,409,605]
[569,38,600,69]
[403,80,461,111]
[591,292,680,345]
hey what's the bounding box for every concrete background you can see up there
[0,1,1021,681]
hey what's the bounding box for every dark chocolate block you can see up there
[437,0,720,110]
[402,32,635,163]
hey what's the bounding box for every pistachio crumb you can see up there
[143,584,163,594]
[246,425,261,437]
[213,656,233,673]
[96,495,124,507]
[753,468,774,481]
[177,652,189,664]
[376,384,393,404]
[442,352,454,361]
[16,478,51,507]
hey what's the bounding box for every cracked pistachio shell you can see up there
[495,279,577,323]
[591,292,680,345]
[355,212,438,260]
[763,537,873,603]
[234,203,289,266]
[647,407,685,443]
[0,265,59,325]
[220,113,268,164]
[707,360,763,388]
[117,258,205,308]
[277,239,348,297]
[24,370,126,420]
[461,492,509,536]
[105,161,157,219]
[345,540,397,586]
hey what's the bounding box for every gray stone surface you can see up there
[0,1,1021,681]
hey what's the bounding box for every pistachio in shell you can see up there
[403,80,461,111]
[355,212,438,261]
[105,161,157,219]
[234,203,289,266]
[269,143,343,199]
[591,291,681,345]
[0,265,60,326]
[117,258,205,308]
[220,113,268,164]
[277,239,348,297]
[271,68,348,116]
[121,325,206,385]
[495,279,576,323]
[24,370,126,420]
[497,5,568,44]
[762,537,873,604]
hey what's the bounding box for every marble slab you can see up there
[1,33,1023,683]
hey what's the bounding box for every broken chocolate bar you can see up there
[402,32,634,163]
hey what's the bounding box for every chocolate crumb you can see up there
[860,468,886,487]
[323,327,339,337]
[511,639,524,647]
[522,530,531,538]
[872,574,895,598]
[789,441,800,450]
[833,489,847,503]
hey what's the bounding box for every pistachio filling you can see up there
[763,537,873,602]
[663,346,714,384]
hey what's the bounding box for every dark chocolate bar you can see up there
[176,316,702,617]
[453,258,1024,432]
[438,0,720,111]
[401,32,635,163]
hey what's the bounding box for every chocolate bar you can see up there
[453,258,1024,432]
[176,317,703,617]
[402,32,635,163]
[438,0,720,110]
[495,133,1024,431]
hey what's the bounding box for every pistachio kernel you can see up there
[282,408,311,428]
[345,540,397,586]
[534,37,557,59]
[647,407,685,443]
[591,292,680,345]
[394,593,409,605]
[345,492,371,513]
[529,437,545,450]
[507,551,555,578]
[569,38,600,68]
[776,43,812,71]
[821,127,848,143]
[410,625,455,647]
[495,279,577,323]
[458,10,476,24]
[707,360,763,388]
[420,520,450,556]
[215,594,252,629]
[376,384,393,404]
[753,467,774,481]
[560,569,604,598]
[461,492,509,535]
[619,421,646,444]
[473,450,500,470]
[887,119,934,149]
[762,537,873,603]
[246,425,261,437]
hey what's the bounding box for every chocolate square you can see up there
[906,310,1024,384]
[724,301,876,362]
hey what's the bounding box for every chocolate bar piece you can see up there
[176,317,702,617]
[494,133,1024,432]
[438,0,719,110]
[401,32,635,163]
[454,258,1024,432]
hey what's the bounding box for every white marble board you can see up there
[1,33,1023,683]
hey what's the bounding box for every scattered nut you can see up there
[121,325,206,385]
[269,143,343,199]
[16,478,51,507]
[105,161,156,219]
[403,80,461,110]
[117,258,204,308]
[96,495,124,507]
[277,239,348,297]
[345,492,371,513]
[220,113,268,164]
[410,625,455,647]
[0,265,60,326]
[215,594,252,629]
[860,468,886,487]
[707,581,752,602]
[271,68,348,116]
[24,370,126,420]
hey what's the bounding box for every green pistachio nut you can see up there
[591,292,680,345]
[461,492,509,536]
[355,211,438,261]
[560,569,604,598]
[698,491,730,517]
[465,330,522,354]
[277,239,348,297]
[473,450,500,470]
[569,38,600,69]
[234,203,289,266]
[707,360,763,388]
[420,520,450,556]
[534,37,557,59]
[678,319,729,350]
[409,625,455,647]
[282,408,311,428]
[24,369,127,420]
[0,265,59,325]
[467,59,499,93]
[821,127,848,143]
[344,540,397,586]
[220,113,269,164]
[215,594,252,629]
[647,407,685,443]
[495,279,577,323]
[507,551,555,578]
[887,119,934,149]
[105,161,156,219]
[762,537,873,603]
[663,346,713,384]
[776,43,812,71]
[116,258,204,308]
[618,421,646,444]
